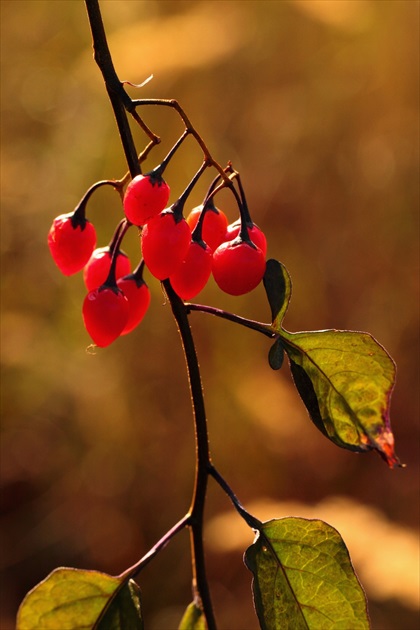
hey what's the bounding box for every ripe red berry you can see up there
[123,173,170,226]
[82,286,129,347]
[225,220,267,256]
[170,240,213,300]
[212,239,266,296]
[141,210,191,280]
[48,213,96,276]
[84,246,131,291]
[186,204,228,251]
[117,274,151,335]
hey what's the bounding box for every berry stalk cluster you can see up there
[48,140,267,348]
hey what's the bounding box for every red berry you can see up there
[225,220,267,256]
[186,204,229,251]
[123,173,170,226]
[170,240,213,300]
[117,274,151,335]
[48,213,96,275]
[212,239,266,296]
[82,286,129,347]
[84,247,131,291]
[141,210,191,280]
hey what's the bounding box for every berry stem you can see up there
[201,173,244,220]
[229,169,252,222]
[231,170,255,242]
[108,218,128,255]
[154,128,190,176]
[130,258,147,287]
[130,108,161,146]
[72,179,121,228]
[172,160,210,219]
[103,219,130,288]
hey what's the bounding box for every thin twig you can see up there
[131,98,232,183]
[208,464,262,531]
[92,514,190,629]
[187,303,276,338]
[118,514,191,581]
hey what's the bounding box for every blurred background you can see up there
[1,1,419,628]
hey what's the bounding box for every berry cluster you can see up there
[48,165,267,348]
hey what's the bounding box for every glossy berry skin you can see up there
[117,274,151,335]
[170,240,213,300]
[225,220,267,256]
[82,286,129,347]
[84,247,131,291]
[123,173,170,226]
[141,210,191,280]
[48,213,96,275]
[186,205,228,251]
[212,239,266,296]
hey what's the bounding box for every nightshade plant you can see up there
[18,1,403,628]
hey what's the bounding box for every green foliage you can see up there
[263,258,292,330]
[245,518,370,630]
[284,330,398,465]
[178,601,206,630]
[268,337,285,370]
[263,260,400,468]
[16,568,143,630]
[98,579,143,630]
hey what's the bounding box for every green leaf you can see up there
[245,517,370,630]
[263,258,401,467]
[178,601,206,630]
[263,259,292,329]
[16,568,143,630]
[281,329,400,468]
[98,579,143,630]
[268,337,284,370]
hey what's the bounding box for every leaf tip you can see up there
[378,439,405,469]
[366,429,404,469]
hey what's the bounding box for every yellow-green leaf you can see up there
[178,601,206,630]
[245,518,370,630]
[281,329,400,467]
[16,568,143,630]
[98,578,143,630]
[262,258,401,467]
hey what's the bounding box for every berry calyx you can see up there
[48,212,96,275]
[141,209,191,280]
[117,263,151,335]
[170,240,213,300]
[82,286,129,347]
[84,246,131,291]
[212,238,266,296]
[225,219,267,256]
[123,173,170,226]
[186,203,229,251]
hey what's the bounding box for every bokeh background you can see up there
[1,1,419,628]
